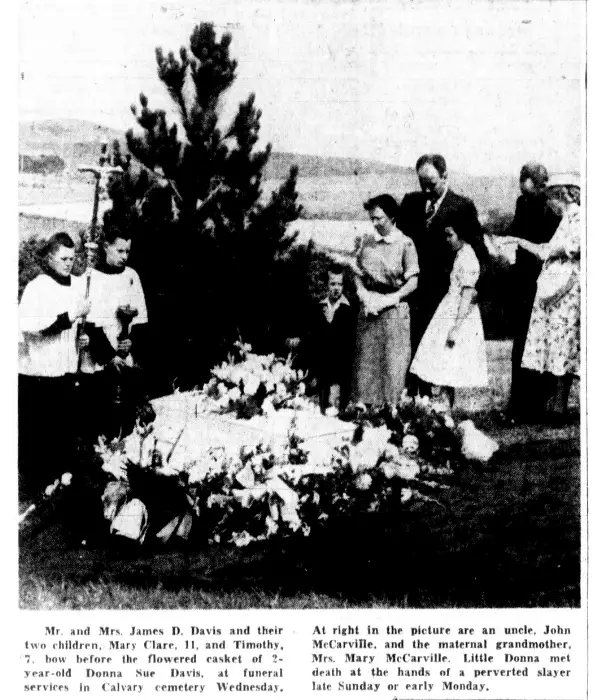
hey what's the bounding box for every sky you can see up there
[18,0,584,175]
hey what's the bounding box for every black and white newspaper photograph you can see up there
[6,0,593,697]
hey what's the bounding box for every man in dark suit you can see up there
[397,154,486,396]
[504,162,561,422]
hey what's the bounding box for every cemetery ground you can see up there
[19,341,581,610]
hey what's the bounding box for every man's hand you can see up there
[77,333,90,350]
[110,356,128,371]
[69,299,91,322]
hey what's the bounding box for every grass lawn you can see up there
[19,342,582,610]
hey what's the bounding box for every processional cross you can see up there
[75,142,124,378]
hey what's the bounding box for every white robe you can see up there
[82,266,148,373]
[19,274,86,377]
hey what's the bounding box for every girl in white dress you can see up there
[410,226,488,408]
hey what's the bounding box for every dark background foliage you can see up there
[102,23,304,393]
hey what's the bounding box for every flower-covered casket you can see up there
[91,344,497,547]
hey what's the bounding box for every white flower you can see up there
[232,531,253,547]
[400,488,413,503]
[261,398,276,415]
[265,515,279,537]
[355,473,373,491]
[228,386,241,402]
[230,367,245,386]
[61,472,73,487]
[207,493,230,508]
[363,426,392,448]
[244,375,260,396]
[44,479,59,497]
[275,382,287,398]
[102,451,129,480]
[349,442,382,472]
[402,434,420,454]
[382,459,420,480]
[297,382,306,396]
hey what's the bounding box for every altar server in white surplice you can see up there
[79,230,149,440]
[18,232,90,496]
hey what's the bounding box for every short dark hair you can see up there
[328,263,345,277]
[38,232,75,258]
[415,154,447,177]
[103,228,132,245]
[363,193,400,224]
[519,162,549,188]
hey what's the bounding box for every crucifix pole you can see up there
[75,141,124,379]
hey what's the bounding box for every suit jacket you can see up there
[510,193,561,287]
[304,298,357,386]
[397,189,485,337]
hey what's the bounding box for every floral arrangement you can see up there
[92,380,473,547]
[188,341,311,419]
[20,347,496,550]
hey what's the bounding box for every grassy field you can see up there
[19,341,582,610]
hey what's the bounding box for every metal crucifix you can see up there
[75,141,124,378]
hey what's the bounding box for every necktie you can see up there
[425,199,436,223]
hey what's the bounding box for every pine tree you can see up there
[104,22,303,391]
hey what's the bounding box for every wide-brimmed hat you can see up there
[546,173,580,189]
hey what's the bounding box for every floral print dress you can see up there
[521,204,580,377]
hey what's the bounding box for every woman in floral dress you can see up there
[351,194,419,407]
[509,174,580,424]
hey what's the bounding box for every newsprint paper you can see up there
[5,0,595,699]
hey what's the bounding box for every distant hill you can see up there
[19,119,412,177]
[264,151,412,180]
[20,119,124,166]
[19,119,123,147]
[19,119,519,215]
